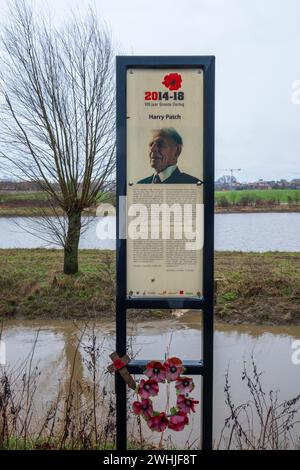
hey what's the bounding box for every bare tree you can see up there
[0,0,115,274]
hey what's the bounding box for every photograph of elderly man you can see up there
[137,128,202,184]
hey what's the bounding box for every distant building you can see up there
[0,180,42,191]
[215,175,239,190]
[252,181,272,190]
[290,179,300,189]
[0,180,18,191]
[215,177,300,191]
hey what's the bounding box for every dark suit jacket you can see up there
[138,167,202,184]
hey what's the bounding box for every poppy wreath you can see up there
[132,357,199,432]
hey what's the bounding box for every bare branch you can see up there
[0,1,116,273]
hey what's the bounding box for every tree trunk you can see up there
[64,211,82,274]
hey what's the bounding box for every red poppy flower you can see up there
[162,73,182,91]
[132,399,153,420]
[168,411,189,431]
[145,361,166,383]
[175,377,195,394]
[114,358,125,370]
[138,379,159,399]
[147,412,169,432]
[177,394,199,414]
[164,357,183,382]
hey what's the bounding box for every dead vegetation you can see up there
[214,251,300,325]
[217,357,300,450]
[0,249,299,325]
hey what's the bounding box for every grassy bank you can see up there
[1,190,300,216]
[215,251,300,324]
[215,189,300,212]
[0,191,114,216]
[0,249,115,319]
[0,249,299,324]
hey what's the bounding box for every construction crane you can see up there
[217,168,241,189]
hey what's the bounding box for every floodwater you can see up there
[0,212,300,251]
[1,311,300,449]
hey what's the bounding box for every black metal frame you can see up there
[116,56,215,450]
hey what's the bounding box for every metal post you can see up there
[202,56,215,450]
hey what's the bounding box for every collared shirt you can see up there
[152,164,177,183]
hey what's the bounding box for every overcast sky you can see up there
[1,0,300,182]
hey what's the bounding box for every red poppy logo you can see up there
[162,73,182,91]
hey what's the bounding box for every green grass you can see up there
[0,190,115,205]
[215,189,300,205]
[0,192,49,202]
[0,191,115,216]
[1,189,300,217]
[2,189,300,205]
[0,249,300,324]
[0,249,116,319]
[1,436,146,450]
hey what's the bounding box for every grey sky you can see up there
[1,0,299,182]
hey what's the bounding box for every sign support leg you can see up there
[116,300,127,450]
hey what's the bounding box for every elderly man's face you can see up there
[148,132,181,173]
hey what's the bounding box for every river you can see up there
[1,213,299,448]
[1,311,300,449]
[0,212,300,251]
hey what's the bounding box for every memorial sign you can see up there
[126,68,204,297]
[116,56,215,451]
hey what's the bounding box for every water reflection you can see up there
[2,312,300,448]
